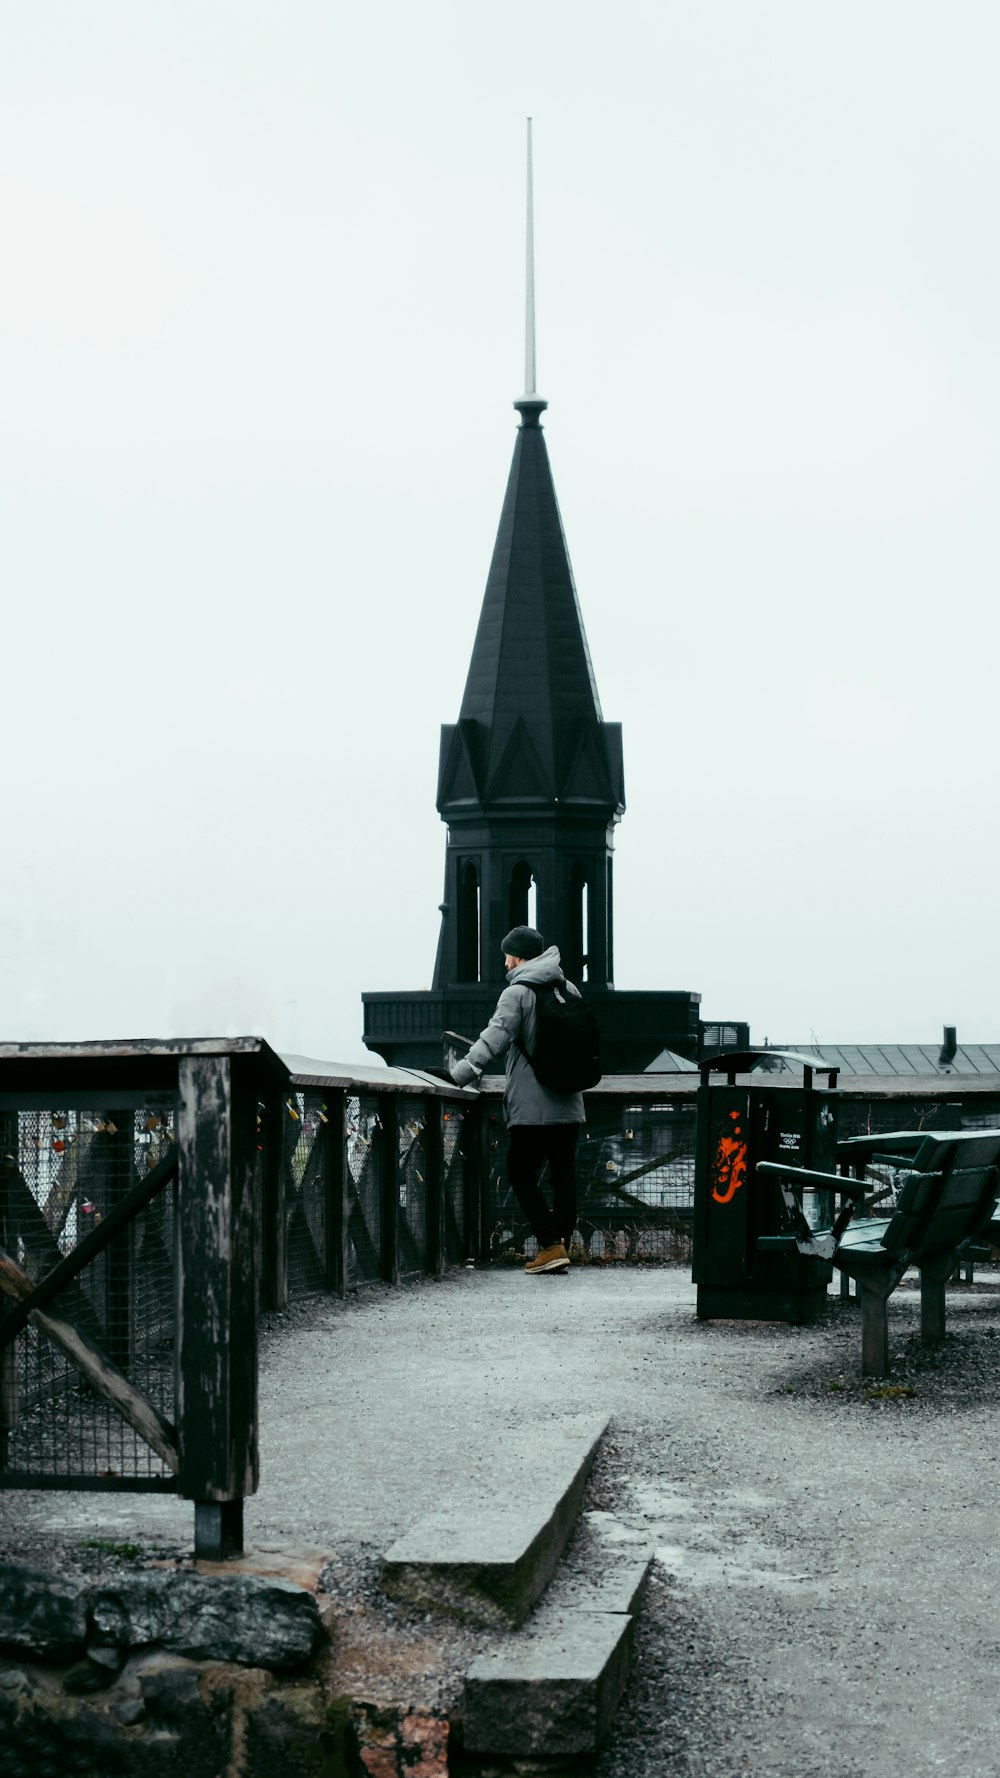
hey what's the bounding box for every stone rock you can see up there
[242,1682,333,1777]
[0,1664,32,1697]
[89,1590,130,1648]
[136,1655,238,1776]
[114,1693,146,1726]
[88,1642,126,1672]
[63,1658,117,1695]
[400,1708,449,1775]
[0,1563,88,1662]
[138,1655,204,1723]
[89,1570,322,1669]
[349,1701,449,1778]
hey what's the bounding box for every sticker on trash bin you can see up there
[712,1110,747,1204]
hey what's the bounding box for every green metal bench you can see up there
[756,1130,1000,1375]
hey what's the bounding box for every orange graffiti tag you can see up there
[712,1110,747,1204]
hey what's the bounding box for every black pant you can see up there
[506,1124,580,1250]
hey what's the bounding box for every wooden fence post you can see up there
[465,1100,489,1266]
[324,1090,348,1296]
[260,1088,287,1312]
[103,1111,135,1373]
[379,1094,400,1286]
[176,1054,260,1559]
[0,1110,18,1469]
[425,1098,445,1278]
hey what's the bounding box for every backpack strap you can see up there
[515,983,539,1060]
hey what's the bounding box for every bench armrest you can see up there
[756,1161,866,1198]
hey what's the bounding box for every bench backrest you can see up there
[881,1131,1000,1259]
[879,1135,956,1254]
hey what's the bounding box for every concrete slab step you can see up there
[463,1608,635,1758]
[380,1412,609,1629]
[460,1517,654,1758]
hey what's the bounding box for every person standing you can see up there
[449,925,585,1274]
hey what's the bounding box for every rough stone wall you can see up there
[0,1558,455,1778]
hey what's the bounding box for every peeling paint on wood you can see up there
[176,1056,259,1505]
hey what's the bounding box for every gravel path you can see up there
[3,1263,1000,1775]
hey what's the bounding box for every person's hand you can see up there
[450,1058,481,1088]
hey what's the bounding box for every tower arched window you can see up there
[569,861,590,982]
[508,861,536,934]
[606,855,614,984]
[458,861,481,982]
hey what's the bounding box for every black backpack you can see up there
[521,983,602,1094]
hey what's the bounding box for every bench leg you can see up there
[920,1263,949,1347]
[860,1283,890,1377]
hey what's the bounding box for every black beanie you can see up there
[501,926,545,961]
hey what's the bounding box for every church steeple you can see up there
[361,130,704,1075]
[433,122,624,993]
[437,396,625,814]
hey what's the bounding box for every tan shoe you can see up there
[524,1242,570,1275]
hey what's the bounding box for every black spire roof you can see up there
[437,397,625,815]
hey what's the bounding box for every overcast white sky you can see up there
[3,1,999,1063]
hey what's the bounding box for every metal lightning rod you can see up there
[524,117,536,398]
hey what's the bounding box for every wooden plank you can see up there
[175,1054,259,1504]
[103,1111,136,1372]
[0,1248,178,1472]
[380,1095,401,1285]
[458,1107,481,1266]
[260,1088,288,1312]
[474,1102,496,1266]
[289,1116,329,1284]
[324,1090,348,1295]
[0,1111,18,1465]
[347,1190,381,1280]
[425,1101,445,1278]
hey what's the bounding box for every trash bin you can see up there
[692,1050,840,1323]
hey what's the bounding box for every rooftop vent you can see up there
[938,1025,957,1068]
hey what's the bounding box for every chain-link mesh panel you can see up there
[346,1094,382,1286]
[398,1100,428,1276]
[442,1106,467,1265]
[487,1097,699,1262]
[0,1108,177,1487]
[284,1093,328,1300]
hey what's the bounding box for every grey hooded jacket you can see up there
[449,946,586,1126]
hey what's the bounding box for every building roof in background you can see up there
[771,1044,1000,1078]
[644,1048,699,1073]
